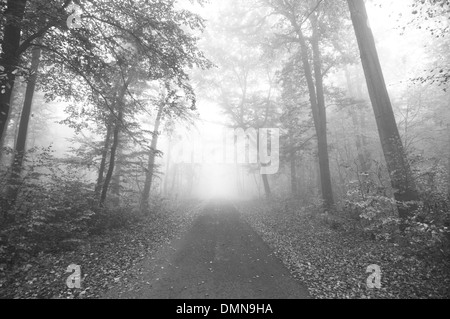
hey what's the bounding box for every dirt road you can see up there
[103,202,310,299]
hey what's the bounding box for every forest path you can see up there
[102,201,310,299]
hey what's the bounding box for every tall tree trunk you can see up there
[289,132,298,197]
[290,152,298,197]
[170,163,179,196]
[348,0,420,226]
[11,111,21,159]
[0,81,21,163]
[163,136,172,196]
[310,18,334,209]
[140,103,164,213]
[291,17,334,209]
[111,138,123,201]
[354,119,366,169]
[234,135,242,194]
[447,125,450,200]
[345,67,370,173]
[95,122,112,196]
[100,109,122,206]
[187,164,195,197]
[4,45,41,218]
[447,154,450,201]
[354,67,372,173]
[253,171,261,198]
[358,109,372,172]
[241,165,246,196]
[100,78,131,206]
[11,46,41,172]
[0,0,27,143]
[262,173,271,198]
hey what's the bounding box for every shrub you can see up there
[0,148,142,269]
[338,158,450,261]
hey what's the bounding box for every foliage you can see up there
[0,199,201,298]
[410,0,450,37]
[336,156,450,260]
[239,198,450,298]
[406,0,450,87]
[0,147,140,269]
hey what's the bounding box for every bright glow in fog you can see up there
[195,164,240,200]
[170,108,262,200]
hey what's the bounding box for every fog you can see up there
[2,0,447,203]
[1,0,449,300]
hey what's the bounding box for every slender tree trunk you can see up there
[241,165,245,195]
[12,46,41,170]
[359,110,372,172]
[290,154,298,197]
[0,82,21,163]
[163,136,172,196]
[253,171,261,198]
[100,109,122,206]
[310,20,334,209]
[289,131,298,197]
[262,173,271,198]
[348,0,420,226]
[11,111,21,158]
[235,134,242,194]
[0,0,27,144]
[111,139,123,200]
[100,78,131,206]
[292,17,334,209]
[140,103,164,213]
[354,124,371,175]
[95,122,112,196]
[171,163,178,196]
[345,67,370,173]
[447,155,450,201]
[186,164,195,197]
[354,67,372,173]
[4,45,41,217]
[447,125,450,200]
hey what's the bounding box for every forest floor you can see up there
[237,200,450,299]
[1,199,448,299]
[0,200,203,299]
[102,201,310,299]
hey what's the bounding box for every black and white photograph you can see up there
[0,0,449,303]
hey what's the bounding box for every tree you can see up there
[198,1,281,198]
[344,65,372,175]
[32,0,210,207]
[278,54,316,198]
[263,0,344,209]
[0,0,27,142]
[140,89,164,212]
[5,45,42,216]
[99,72,134,206]
[347,0,420,226]
[0,0,74,144]
[448,124,450,200]
[0,80,25,164]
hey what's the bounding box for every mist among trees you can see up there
[0,0,449,299]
